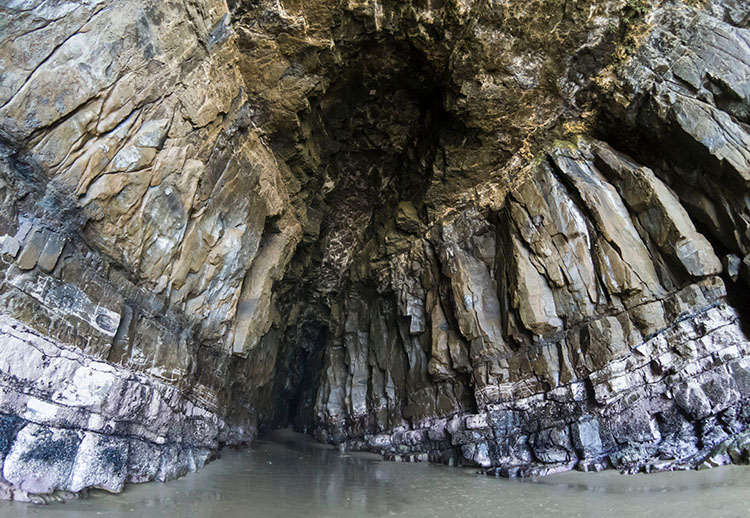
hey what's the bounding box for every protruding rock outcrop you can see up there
[1,0,750,501]
[312,141,750,476]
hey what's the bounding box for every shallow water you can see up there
[2,429,750,518]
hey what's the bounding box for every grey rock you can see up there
[16,228,47,271]
[67,432,127,493]
[3,424,81,495]
[724,254,742,282]
[571,420,604,460]
[0,236,20,258]
[37,233,65,274]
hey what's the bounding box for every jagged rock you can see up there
[593,142,722,279]
[66,433,128,494]
[395,202,421,234]
[724,254,742,282]
[3,423,81,495]
[0,0,750,502]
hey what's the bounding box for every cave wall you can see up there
[312,141,750,475]
[0,0,749,502]
[0,0,301,501]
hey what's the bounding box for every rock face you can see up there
[1,0,750,501]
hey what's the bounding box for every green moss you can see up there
[623,0,650,24]
[606,0,654,76]
[551,139,580,152]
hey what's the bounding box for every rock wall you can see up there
[312,141,750,476]
[0,0,301,501]
[1,0,750,502]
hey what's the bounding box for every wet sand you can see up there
[2,429,749,518]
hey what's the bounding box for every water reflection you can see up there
[2,428,750,518]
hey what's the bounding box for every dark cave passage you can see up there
[233,1,750,465]
[251,36,457,436]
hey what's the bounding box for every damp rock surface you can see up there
[1,0,750,500]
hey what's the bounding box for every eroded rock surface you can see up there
[1,0,750,501]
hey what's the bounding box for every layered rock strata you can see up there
[0,0,749,501]
[314,141,750,477]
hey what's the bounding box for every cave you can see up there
[1,0,750,511]
[253,36,453,437]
